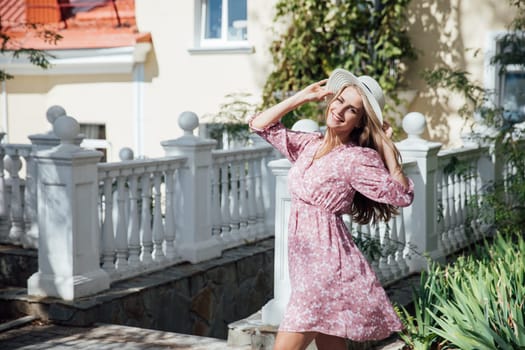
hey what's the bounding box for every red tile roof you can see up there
[1,0,151,50]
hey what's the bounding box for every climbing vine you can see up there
[262,0,417,127]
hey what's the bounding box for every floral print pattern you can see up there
[250,119,414,341]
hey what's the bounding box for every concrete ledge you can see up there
[0,238,275,340]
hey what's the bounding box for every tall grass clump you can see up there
[398,233,525,349]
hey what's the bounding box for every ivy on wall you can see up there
[261,0,417,127]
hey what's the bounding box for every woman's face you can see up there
[326,86,364,140]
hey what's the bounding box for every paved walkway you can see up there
[0,320,250,350]
[0,318,405,350]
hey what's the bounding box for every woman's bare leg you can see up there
[314,333,347,350]
[273,331,317,350]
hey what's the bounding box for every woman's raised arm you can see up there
[250,79,332,130]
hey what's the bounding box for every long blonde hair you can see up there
[317,84,402,224]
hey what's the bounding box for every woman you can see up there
[249,69,414,350]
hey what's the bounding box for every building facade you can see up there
[0,0,519,160]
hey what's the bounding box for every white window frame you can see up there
[189,0,253,54]
[485,31,525,108]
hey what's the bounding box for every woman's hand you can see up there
[249,79,332,130]
[297,79,333,103]
[382,121,393,139]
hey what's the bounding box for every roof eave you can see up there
[0,42,152,76]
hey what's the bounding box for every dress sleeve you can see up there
[248,114,320,163]
[350,147,414,207]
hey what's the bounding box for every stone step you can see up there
[227,311,406,350]
[0,244,37,288]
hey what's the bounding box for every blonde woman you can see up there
[249,69,414,350]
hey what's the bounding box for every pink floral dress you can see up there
[250,120,414,341]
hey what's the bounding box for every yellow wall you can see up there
[405,0,516,147]
[1,0,518,158]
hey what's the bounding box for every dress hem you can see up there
[277,326,402,343]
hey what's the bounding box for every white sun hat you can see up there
[326,68,385,125]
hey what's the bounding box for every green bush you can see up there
[398,233,525,349]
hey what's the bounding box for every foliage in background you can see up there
[398,3,525,347]
[261,0,416,128]
[423,0,525,236]
[0,24,62,81]
[203,93,257,148]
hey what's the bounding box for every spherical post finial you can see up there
[178,111,199,136]
[46,105,67,124]
[53,116,80,145]
[402,112,426,139]
[291,119,320,132]
[119,147,134,161]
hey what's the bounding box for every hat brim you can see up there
[326,69,383,125]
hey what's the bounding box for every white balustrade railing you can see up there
[1,144,36,248]
[97,157,187,282]
[436,147,487,254]
[211,145,274,249]
[1,106,520,302]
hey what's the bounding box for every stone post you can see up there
[396,112,443,271]
[27,115,109,300]
[25,105,84,248]
[261,158,292,326]
[161,111,221,263]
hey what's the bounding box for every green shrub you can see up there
[399,234,525,349]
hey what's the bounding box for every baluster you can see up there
[255,155,266,237]
[220,161,232,244]
[127,173,140,266]
[367,224,383,281]
[23,152,38,248]
[229,158,241,244]
[447,172,459,251]
[101,175,116,271]
[470,164,481,240]
[140,173,153,263]
[378,222,392,283]
[5,154,24,244]
[442,172,452,254]
[395,209,409,277]
[453,173,465,248]
[164,168,176,259]
[468,160,477,241]
[0,146,7,243]
[387,217,401,279]
[211,163,223,241]
[114,174,129,270]
[436,170,447,254]
[247,158,258,239]
[462,167,472,245]
[151,170,165,262]
[238,159,249,239]
[458,172,468,247]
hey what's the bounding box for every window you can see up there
[485,32,525,124]
[501,68,525,122]
[79,123,110,162]
[191,0,252,53]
